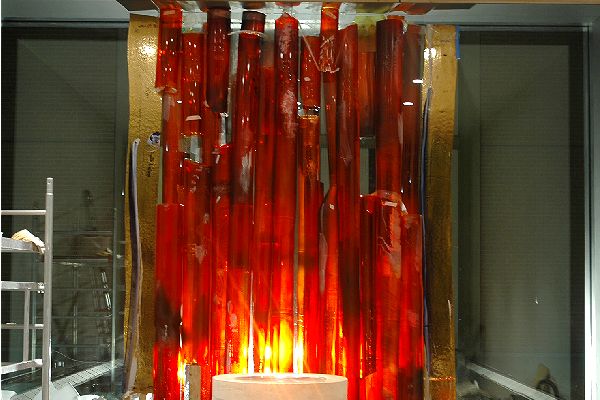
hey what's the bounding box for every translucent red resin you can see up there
[299,115,322,373]
[358,28,376,137]
[399,214,424,400]
[401,25,423,214]
[153,203,183,400]
[319,5,340,375]
[252,56,276,373]
[272,12,299,372]
[320,3,339,185]
[200,105,219,166]
[161,91,183,206]
[156,7,182,92]
[150,10,429,400]
[375,17,404,194]
[320,3,339,73]
[359,195,377,381]
[206,8,231,113]
[211,144,231,376]
[358,51,375,137]
[300,36,321,113]
[181,160,212,400]
[182,32,205,136]
[320,186,339,375]
[226,10,266,374]
[374,193,403,400]
[336,24,361,400]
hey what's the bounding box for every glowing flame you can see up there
[242,345,249,374]
[177,352,186,385]
[293,343,304,374]
[278,324,294,372]
[265,345,272,361]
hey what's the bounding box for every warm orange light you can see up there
[177,352,186,385]
[293,343,304,374]
[278,324,294,372]
[243,346,249,374]
[253,326,271,373]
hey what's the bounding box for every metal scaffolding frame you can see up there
[1,178,54,400]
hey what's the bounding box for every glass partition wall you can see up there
[1,26,128,398]
[1,4,599,400]
[455,29,586,400]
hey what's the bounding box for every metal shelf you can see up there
[54,257,112,263]
[0,210,45,216]
[1,237,40,254]
[1,359,43,375]
[53,344,111,348]
[52,285,123,292]
[1,323,44,330]
[53,315,112,320]
[0,281,44,291]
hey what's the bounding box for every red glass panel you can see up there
[299,115,322,373]
[181,160,212,400]
[358,26,376,137]
[226,10,266,374]
[320,3,339,185]
[374,193,403,400]
[200,105,219,166]
[154,203,183,400]
[375,17,404,194]
[272,12,299,373]
[336,24,361,400]
[401,25,423,214]
[300,36,321,113]
[156,6,182,92]
[320,187,339,375]
[358,52,375,137]
[318,3,340,377]
[399,214,424,400]
[231,10,265,204]
[161,91,183,206]
[320,3,339,73]
[359,195,377,380]
[182,32,204,136]
[206,8,231,113]
[211,144,231,376]
[253,55,276,372]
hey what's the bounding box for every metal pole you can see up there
[0,210,46,216]
[23,289,31,362]
[42,178,53,400]
[588,17,600,400]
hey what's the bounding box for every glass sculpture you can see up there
[151,5,437,400]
